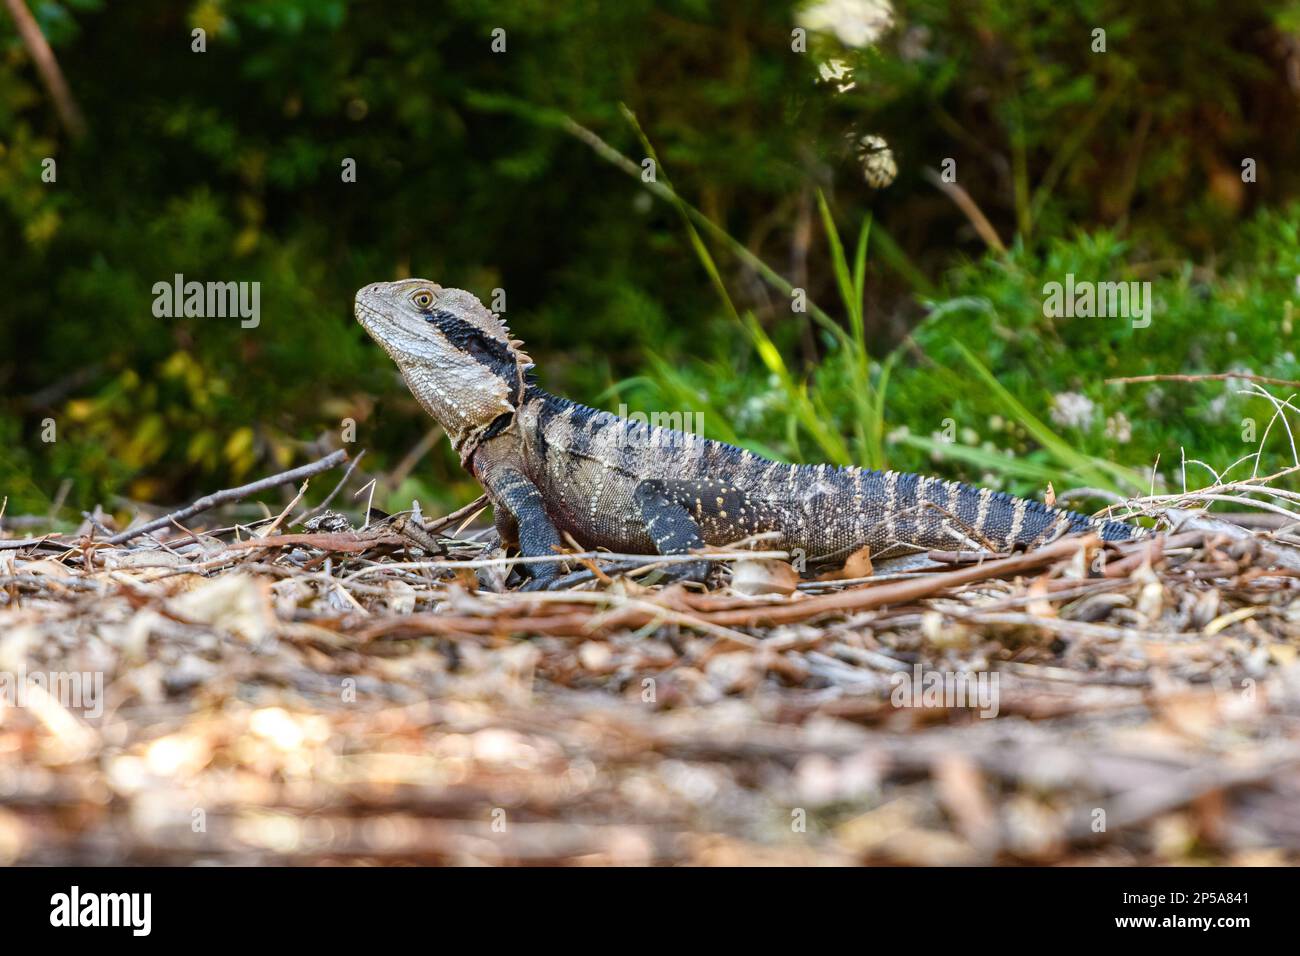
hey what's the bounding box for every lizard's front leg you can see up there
[479,465,566,590]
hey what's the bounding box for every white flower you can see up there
[1202,393,1228,423]
[815,58,856,93]
[898,25,931,62]
[856,134,897,188]
[735,390,779,429]
[798,0,895,48]
[1105,412,1132,444]
[1049,392,1096,430]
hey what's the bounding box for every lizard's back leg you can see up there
[633,477,769,584]
[632,478,713,584]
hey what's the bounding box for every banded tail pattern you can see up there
[866,467,1140,553]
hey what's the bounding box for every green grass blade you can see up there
[952,341,1145,491]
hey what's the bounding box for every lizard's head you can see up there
[354,279,533,456]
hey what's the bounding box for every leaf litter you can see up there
[3,461,1300,865]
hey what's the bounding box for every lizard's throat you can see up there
[409,389,473,451]
[399,368,511,461]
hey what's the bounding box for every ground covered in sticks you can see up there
[3,465,1300,865]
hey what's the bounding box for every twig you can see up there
[422,494,490,535]
[922,166,1007,254]
[1106,372,1300,390]
[295,449,366,526]
[258,480,310,539]
[3,0,86,138]
[482,589,759,647]
[1054,487,1125,505]
[341,548,791,582]
[686,534,1100,628]
[1238,384,1299,477]
[105,450,348,545]
[0,533,62,552]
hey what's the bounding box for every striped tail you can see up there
[944,480,1139,550]
[869,470,1142,553]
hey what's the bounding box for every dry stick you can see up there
[922,167,1007,254]
[340,548,791,582]
[295,449,366,526]
[0,534,62,552]
[451,506,488,538]
[1107,372,1300,390]
[514,530,789,590]
[81,509,185,560]
[1067,752,1300,842]
[482,589,759,647]
[1212,512,1300,529]
[217,531,409,555]
[355,478,379,529]
[3,0,86,138]
[257,480,310,539]
[687,533,1100,628]
[1120,465,1300,519]
[359,535,1101,642]
[104,450,348,545]
[1240,383,1299,478]
[1055,486,1126,504]
[949,610,1170,643]
[421,494,490,535]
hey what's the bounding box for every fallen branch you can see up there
[220,530,409,554]
[421,494,490,535]
[1106,372,1300,390]
[0,533,64,552]
[105,450,348,545]
[3,0,86,137]
[686,533,1101,628]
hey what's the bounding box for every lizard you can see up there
[355,278,1141,589]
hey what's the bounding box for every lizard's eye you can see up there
[411,290,435,311]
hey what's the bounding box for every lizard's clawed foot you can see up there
[517,566,565,591]
[640,559,713,588]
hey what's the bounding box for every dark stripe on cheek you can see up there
[432,309,518,383]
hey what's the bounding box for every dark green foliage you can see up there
[2,0,1298,517]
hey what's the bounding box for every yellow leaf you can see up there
[65,399,96,422]
[223,427,255,462]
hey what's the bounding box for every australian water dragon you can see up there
[355,279,1139,589]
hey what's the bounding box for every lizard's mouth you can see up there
[354,290,449,373]
[353,284,386,326]
[352,297,387,342]
[354,295,416,360]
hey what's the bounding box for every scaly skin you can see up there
[355,279,1139,588]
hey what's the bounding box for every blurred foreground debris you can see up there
[2,481,1300,865]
